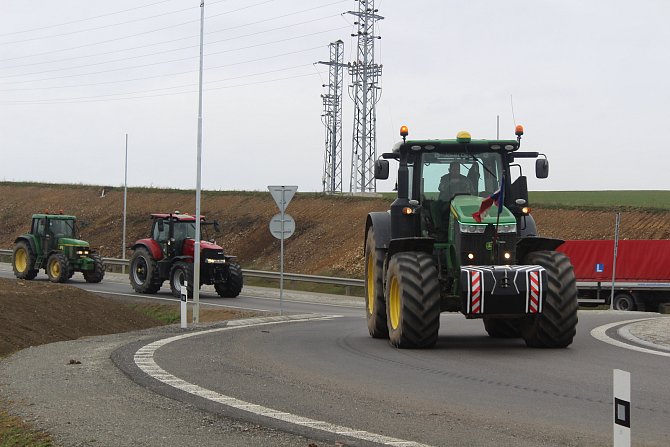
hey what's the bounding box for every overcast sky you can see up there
[1,0,668,192]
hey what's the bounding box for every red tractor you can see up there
[129,212,243,298]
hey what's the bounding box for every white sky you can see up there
[0,0,668,192]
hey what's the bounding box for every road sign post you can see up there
[268,185,298,316]
[613,369,631,447]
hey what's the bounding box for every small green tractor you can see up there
[12,212,105,283]
[365,126,578,349]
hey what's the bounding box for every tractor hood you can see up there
[450,195,516,225]
[57,237,89,248]
[182,238,224,253]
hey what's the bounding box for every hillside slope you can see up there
[1,183,669,278]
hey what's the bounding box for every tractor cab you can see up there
[31,213,81,254]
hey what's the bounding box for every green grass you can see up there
[529,190,670,210]
[124,303,179,324]
[245,277,364,297]
[0,404,54,447]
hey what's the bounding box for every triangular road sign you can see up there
[268,185,298,212]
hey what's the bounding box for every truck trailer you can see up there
[557,240,670,311]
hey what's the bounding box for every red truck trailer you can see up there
[557,240,670,311]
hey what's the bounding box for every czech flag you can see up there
[472,177,504,223]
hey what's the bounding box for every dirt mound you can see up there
[0,277,163,357]
[1,183,669,279]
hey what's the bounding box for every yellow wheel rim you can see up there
[366,255,375,314]
[389,275,400,330]
[49,259,61,278]
[15,248,27,272]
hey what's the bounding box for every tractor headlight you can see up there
[76,249,90,255]
[459,223,486,234]
[497,224,517,233]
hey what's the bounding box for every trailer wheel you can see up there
[365,227,388,338]
[483,318,521,338]
[215,263,243,298]
[385,252,440,349]
[612,293,636,311]
[46,253,70,283]
[12,241,38,280]
[170,261,194,299]
[83,253,105,283]
[129,247,162,294]
[521,251,578,348]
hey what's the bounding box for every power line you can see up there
[0,26,349,85]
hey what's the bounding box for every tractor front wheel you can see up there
[365,227,388,338]
[520,251,578,348]
[83,253,105,283]
[46,253,70,283]
[385,252,440,349]
[129,248,162,293]
[214,263,243,298]
[12,241,38,280]
[169,262,194,299]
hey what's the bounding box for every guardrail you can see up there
[0,249,364,292]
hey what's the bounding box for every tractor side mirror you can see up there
[510,176,529,205]
[157,219,164,232]
[213,220,220,232]
[374,159,389,180]
[535,159,549,179]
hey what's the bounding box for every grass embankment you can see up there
[529,190,670,210]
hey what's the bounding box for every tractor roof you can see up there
[390,138,519,154]
[150,213,205,221]
[32,213,76,220]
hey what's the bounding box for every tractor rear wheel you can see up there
[129,247,162,293]
[12,241,38,280]
[520,251,578,348]
[215,263,243,298]
[46,253,70,283]
[364,227,388,338]
[169,261,194,299]
[483,318,521,338]
[385,252,440,349]
[83,253,105,283]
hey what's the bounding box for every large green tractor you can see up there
[365,126,578,349]
[12,212,105,283]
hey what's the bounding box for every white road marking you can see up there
[590,318,670,358]
[133,314,432,447]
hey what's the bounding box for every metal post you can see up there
[181,280,188,329]
[122,134,128,275]
[193,0,205,323]
[609,212,621,310]
[279,189,285,316]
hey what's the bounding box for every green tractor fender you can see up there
[516,236,564,263]
[14,234,38,255]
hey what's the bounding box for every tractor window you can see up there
[32,218,46,236]
[421,152,502,200]
[153,219,170,242]
[47,219,75,239]
[173,222,196,241]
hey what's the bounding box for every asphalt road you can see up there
[2,266,669,446]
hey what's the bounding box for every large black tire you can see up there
[385,252,441,349]
[169,261,194,299]
[83,253,105,283]
[483,318,522,338]
[520,251,578,348]
[215,263,243,298]
[129,247,162,294]
[46,253,70,283]
[12,240,38,280]
[364,227,388,338]
[612,293,636,311]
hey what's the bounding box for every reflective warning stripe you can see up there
[471,270,482,314]
[529,270,540,313]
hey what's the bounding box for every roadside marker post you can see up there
[613,369,631,447]
[268,185,298,316]
[181,281,188,329]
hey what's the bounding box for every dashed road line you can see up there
[133,314,432,447]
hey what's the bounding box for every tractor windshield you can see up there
[421,152,503,201]
[47,218,76,239]
[173,221,197,241]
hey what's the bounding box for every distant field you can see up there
[529,190,670,210]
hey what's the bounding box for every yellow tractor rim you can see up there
[389,275,400,330]
[49,259,61,278]
[366,255,374,314]
[14,248,27,272]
